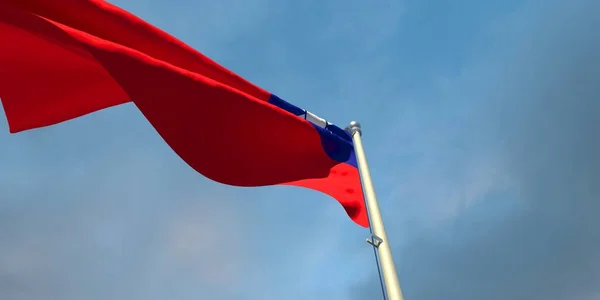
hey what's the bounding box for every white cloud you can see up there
[158,201,247,288]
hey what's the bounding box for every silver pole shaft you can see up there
[346,121,404,300]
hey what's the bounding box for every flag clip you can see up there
[366,234,383,248]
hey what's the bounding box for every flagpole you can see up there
[345,121,405,300]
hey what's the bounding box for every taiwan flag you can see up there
[0,0,368,227]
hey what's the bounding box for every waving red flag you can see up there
[0,0,368,227]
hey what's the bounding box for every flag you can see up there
[0,0,369,227]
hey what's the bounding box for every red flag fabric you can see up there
[0,0,369,227]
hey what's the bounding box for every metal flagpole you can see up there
[345,121,405,300]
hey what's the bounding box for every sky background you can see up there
[1,0,600,299]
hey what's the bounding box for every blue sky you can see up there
[1,0,600,299]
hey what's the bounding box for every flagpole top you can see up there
[345,121,362,136]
